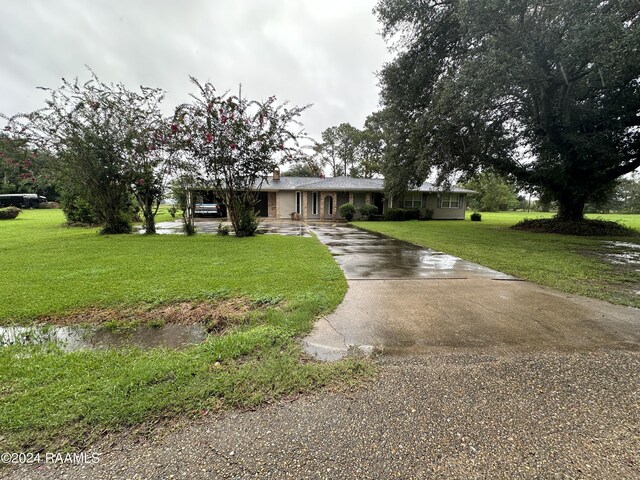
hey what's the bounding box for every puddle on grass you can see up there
[602,241,640,270]
[0,324,208,351]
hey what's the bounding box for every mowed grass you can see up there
[0,210,339,321]
[355,212,640,308]
[0,210,370,452]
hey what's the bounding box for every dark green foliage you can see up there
[471,212,482,222]
[384,208,405,221]
[284,161,324,177]
[384,208,419,221]
[99,212,133,234]
[463,173,520,212]
[358,204,378,220]
[0,206,21,219]
[376,0,640,221]
[316,117,384,179]
[59,191,100,225]
[182,220,196,236]
[338,202,356,221]
[419,208,434,220]
[236,208,259,238]
[512,218,637,237]
[167,206,177,218]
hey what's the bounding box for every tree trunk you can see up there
[556,196,586,221]
[143,210,156,234]
[141,196,156,234]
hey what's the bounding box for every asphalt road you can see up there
[8,352,639,479]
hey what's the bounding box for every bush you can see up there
[470,212,482,221]
[168,206,177,218]
[405,208,420,220]
[419,208,434,220]
[60,192,100,225]
[384,208,405,221]
[338,203,356,221]
[0,207,21,220]
[39,202,61,209]
[236,208,259,237]
[358,204,378,220]
[99,213,133,234]
[182,220,196,236]
[290,212,301,221]
[512,217,637,236]
[217,223,230,236]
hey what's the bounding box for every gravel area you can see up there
[8,350,640,479]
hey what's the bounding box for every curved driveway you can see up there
[304,224,640,360]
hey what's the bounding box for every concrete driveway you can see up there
[304,225,640,360]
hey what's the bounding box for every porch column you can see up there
[267,192,277,218]
[365,192,371,205]
[319,192,326,220]
[348,192,354,204]
[301,192,308,220]
[330,191,338,220]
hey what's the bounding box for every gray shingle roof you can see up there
[261,176,475,194]
[259,176,321,191]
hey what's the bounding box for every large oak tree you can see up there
[375,0,640,220]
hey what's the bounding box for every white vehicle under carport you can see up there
[194,203,222,217]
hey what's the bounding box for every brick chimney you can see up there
[273,167,280,181]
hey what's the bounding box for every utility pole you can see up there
[238,83,242,102]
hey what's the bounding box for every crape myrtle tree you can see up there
[173,77,308,237]
[375,0,640,221]
[2,72,178,234]
[0,134,56,197]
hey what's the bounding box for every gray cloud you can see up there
[0,0,390,138]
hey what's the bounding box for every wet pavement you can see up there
[144,219,311,237]
[311,224,514,280]
[304,225,640,360]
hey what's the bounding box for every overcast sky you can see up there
[0,0,391,140]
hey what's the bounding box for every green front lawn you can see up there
[354,212,640,308]
[0,210,369,452]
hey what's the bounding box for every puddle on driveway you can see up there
[0,324,208,351]
[310,225,514,280]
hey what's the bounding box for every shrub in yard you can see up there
[168,206,177,218]
[471,212,482,221]
[512,217,637,236]
[404,208,420,220]
[338,203,356,221]
[60,191,100,225]
[217,223,230,236]
[236,208,259,237]
[419,208,434,220]
[358,204,378,220]
[0,207,21,220]
[384,208,406,221]
[182,220,196,236]
[290,212,301,221]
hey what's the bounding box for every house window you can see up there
[295,191,302,214]
[311,192,319,215]
[402,192,422,209]
[439,193,461,208]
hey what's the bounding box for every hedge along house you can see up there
[193,170,474,221]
